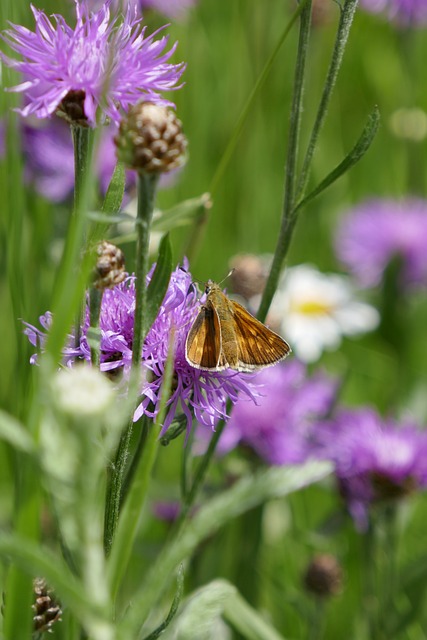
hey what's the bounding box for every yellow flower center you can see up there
[292,300,333,315]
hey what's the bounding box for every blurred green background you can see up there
[1,0,427,638]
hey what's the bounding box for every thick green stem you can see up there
[103,172,158,557]
[45,125,94,362]
[257,0,312,323]
[296,0,359,200]
[89,287,103,368]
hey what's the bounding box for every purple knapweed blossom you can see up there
[89,0,197,19]
[1,1,185,126]
[316,408,427,531]
[22,119,136,202]
[335,199,427,289]
[201,360,337,466]
[24,263,261,434]
[360,0,427,26]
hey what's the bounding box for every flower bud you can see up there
[229,254,271,300]
[303,554,343,598]
[115,102,187,173]
[52,365,115,419]
[93,241,126,290]
[32,578,62,633]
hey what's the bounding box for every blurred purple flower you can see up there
[206,360,337,466]
[316,408,427,530]
[1,1,185,126]
[360,0,427,26]
[24,263,261,434]
[139,0,197,17]
[335,199,427,289]
[22,119,136,202]
[89,0,197,19]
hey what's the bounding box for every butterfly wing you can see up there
[231,300,291,371]
[185,304,227,370]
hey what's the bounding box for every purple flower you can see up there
[203,360,337,466]
[1,1,185,126]
[24,263,261,434]
[89,0,197,19]
[360,0,427,26]
[316,408,427,530]
[22,119,136,202]
[335,199,427,289]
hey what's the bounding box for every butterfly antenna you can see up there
[218,269,235,286]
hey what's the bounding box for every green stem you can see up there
[208,0,311,197]
[103,172,158,557]
[257,0,312,323]
[89,287,103,368]
[296,0,359,200]
[362,519,378,639]
[307,598,326,640]
[178,419,227,526]
[132,173,159,366]
[45,125,94,362]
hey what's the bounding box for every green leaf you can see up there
[0,410,35,454]
[146,233,173,331]
[294,106,380,213]
[87,210,135,224]
[119,462,332,636]
[143,565,185,640]
[152,193,212,234]
[101,161,126,214]
[0,534,107,628]
[161,579,287,640]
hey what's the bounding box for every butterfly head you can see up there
[204,280,215,295]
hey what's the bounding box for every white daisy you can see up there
[268,265,380,363]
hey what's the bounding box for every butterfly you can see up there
[185,280,291,372]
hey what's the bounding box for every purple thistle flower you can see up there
[1,1,185,126]
[316,408,427,530]
[89,0,197,19]
[203,360,337,466]
[335,199,427,289]
[24,263,261,434]
[360,0,427,26]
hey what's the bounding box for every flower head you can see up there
[316,408,427,530]
[1,1,185,126]
[267,265,379,363]
[205,360,337,465]
[88,0,197,20]
[24,263,261,434]
[335,199,427,290]
[360,0,427,26]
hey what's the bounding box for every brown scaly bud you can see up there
[32,578,62,634]
[93,241,126,290]
[229,254,271,300]
[115,102,187,173]
[303,554,343,599]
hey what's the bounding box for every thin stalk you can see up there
[208,0,311,197]
[362,519,379,639]
[103,172,158,557]
[307,598,326,640]
[108,331,175,601]
[296,0,359,200]
[178,419,226,526]
[257,0,312,323]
